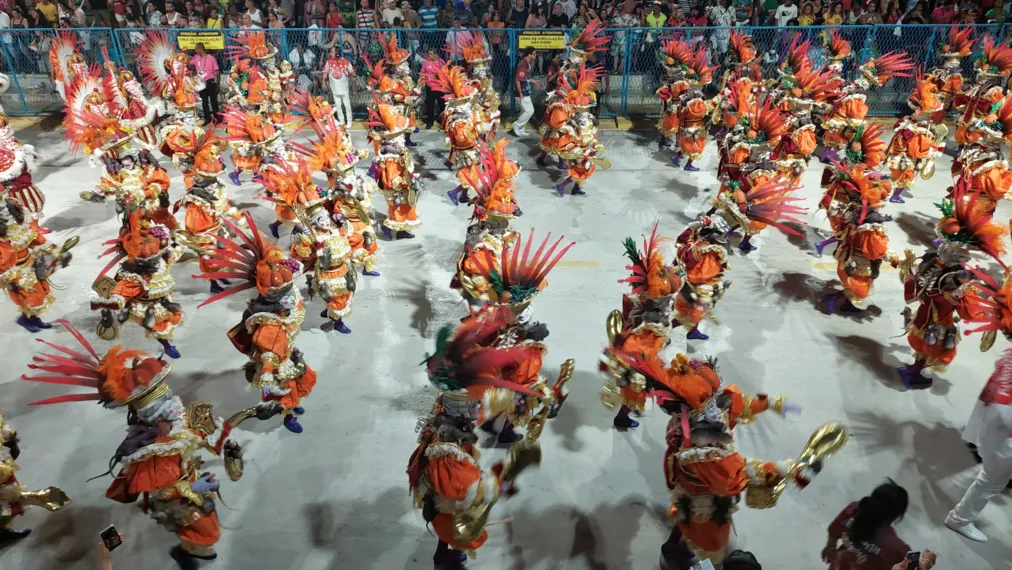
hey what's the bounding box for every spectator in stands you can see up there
[305,0,325,27]
[243,0,263,25]
[668,4,685,25]
[452,0,474,26]
[986,2,1006,23]
[356,0,376,29]
[824,2,844,23]
[775,0,797,25]
[512,46,536,137]
[380,0,402,26]
[112,0,127,26]
[188,10,203,25]
[206,5,223,26]
[226,4,242,25]
[798,2,816,24]
[547,2,568,26]
[323,45,354,126]
[419,0,438,28]
[437,2,452,26]
[267,0,291,25]
[444,16,464,60]
[240,11,258,26]
[687,5,707,25]
[557,0,577,19]
[28,6,45,28]
[506,0,527,28]
[421,46,444,128]
[930,0,953,23]
[525,4,545,27]
[191,42,220,122]
[903,2,926,23]
[402,0,421,27]
[37,0,59,26]
[290,41,316,76]
[823,480,938,570]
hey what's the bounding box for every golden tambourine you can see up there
[748,422,850,509]
[980,329,998,352]
[606,310,622,345]
[920,157,935,180]
[20,486,71,512]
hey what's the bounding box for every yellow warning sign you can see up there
[177,31,225,51]
[518,30,567,50]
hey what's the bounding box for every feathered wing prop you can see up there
[728,30,756,65]
[192,211,270,306]
[750,95,790,146]
[946,26,975,57]
[497,230,576,302]
[942,178,1008,267]
[619,221,672,294]
[795,64,843,103]
[136,31,176,96]
[826,30,852,59]
[784,34,812,74]
[570,19,610,57]
[865,51,915,86]
[964,269,1012,343]
[847,122,888,168]
[742,175,808,236]
[63,108,130,156]
[50,30,79,86]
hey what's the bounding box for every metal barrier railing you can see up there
[0,24,1007,118]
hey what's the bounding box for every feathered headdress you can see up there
[63,63,120,128]
[221,104,281,146]
[470,230,575,312]
[21,320,170,409]
[226,29,277,62]
[361,51,397,95]
[964,269,1012,347]
[792,63,843,104]
[49,29,81,86]
[259,158,322,209]
[445,30,491,65]
[569,19,610,60]
[289,115,362,173]
[461,138,521,221]
[827,161,891,224]
[560,64,603,110]
[63,108,133,157]
[740,96,790,148]
[859,51,915,87]
[608,351,721,413]
[188,127,227,179]
[286,85,335,129]
[935,178,1008,265]
[619,221,680,300]
[365,94,411,138]
[718,174,807,236]
[782,34,812,78]
[825,31,852,62]
[975,36,1012,78]
[727,30,756,67]
[420,61,477,106]
[378,32,410,65]
[424,307,543,400]
[193,211,303,305]
[136,31,179,96]
[941,26,975,59]
[973,92,1012,142]
[844,122,888,168]
[908,68,943,114]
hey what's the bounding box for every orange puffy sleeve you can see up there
[686,251,724,285]
[251,322,290,372]
[184,203,216,235]
[841,98,869,122]
[144,167,171,196]
[793,128,818,156]
[0,241,16,274]
[510,348,544,387]
[426,455,481,501]
[723,384,771,428]
[620,328,666,359]
[907,133,934,160]
[451,122,476,147]
[547,105,569,129]
[124,452,184,495]
[380,159,404,190]
[679,453,750,496]
[683,99,707,121]
[854,227,889,261]
[111,278,145,302]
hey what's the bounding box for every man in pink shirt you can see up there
[190,42,220,123]
[420,46,446,129]
[931,0,954,23]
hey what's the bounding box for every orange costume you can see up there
[91,209,185,357]
[450,139,522,306]
[951,97,1012,217]
[553,65,607,195]
[656,40,693,148]
[367,98,421,239]
[886,72,945,203]
[895,179,1008,389]
[409,311,545,565]
[927,27,975,125]
[136,31,205,162]
[377,34,421,135]
[664,40,716,170]
[953,37,1012,147]
[673,218,730,340]
[775,64,841,185]
[22,321,245,569]
[601,349,841,568]
[0,113,45,218]
[600,221,681,427]
[420,61,480,206]
[49,30,88,101]
[102,46,165,152]
[822,52,913,163]
[446,31,500,139]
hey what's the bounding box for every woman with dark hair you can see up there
[823,480,936,570]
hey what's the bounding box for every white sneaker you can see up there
[945,516,988,542]
[512,127,528,137]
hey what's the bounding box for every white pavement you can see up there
[0,124,1010,570]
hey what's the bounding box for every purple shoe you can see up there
[614,406,639,429]
[447,187,460,206]
[283,414,304,433]
[363,269,380,276]
[739,240,757,253]
[684,160,700,172]
[332,319,352,334]
[686,327,709,341]
[824,292,841,315]
[158,339,181,359]
[571,184,585,195]
[382,226,392,240]
[889,189,905,204]
[15,314,40,333]
[210,280,225,294]
[815,237,836,257]
[292,406,305,415]
[536,153,547,167]
[671,153,682,167]
[27,315,52,329]
[556,180,569,197]
[898,365,932,389]
[557,157,566,169]
[367,163,379,179]
[396,231,415,239]
[268,220,282,239]
[228,171,241,186]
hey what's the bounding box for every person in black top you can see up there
[547,1,568,26]
[506,0,528,27]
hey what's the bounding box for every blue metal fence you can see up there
[0,24,1009,117]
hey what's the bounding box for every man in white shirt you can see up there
[289,44,316,74]
[380,0,403,26]
[245,0,265,26]
[324,54,355,127]
[164,1,183,26]
[558,0,577,18]
[774,0,797,25]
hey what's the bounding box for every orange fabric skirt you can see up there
[838,267,872,302]
[278,366,318,410]
[178,511,221,548]
[908,335,957,367]
[675,295,706,326]
[7,279,51,315]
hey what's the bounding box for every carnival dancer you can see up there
[885,71,946,204]
[710,30,759,140]
[554,65,608,196]
[193,212,317,433]
[172,129,246,294]
[290,115,381,276]
[599,348,843,569]
[22,320,247,570]
[452,229,576,443]
[950,96,1012,218]
[376,33,421,147]
[821,52,914,164]
[220,104,287,192]
[136,31,206,164]
[774,63,841,186]
[446,31,501,141]
[656,39,690,154]
[270,160,356,334]
[894,178,1007,389]
[824,30,852,78]
[536,74,573,172]
[451,139,522,308]
[599,221,682,429]
[90,208,185,357]
[0,113,45,220]
[419,61,480,206]
[710,171,807,255]
[953,36,1012,150]
[0,197,77,332]
[409,309,544,568]
[559,19,610,87]
[49,30,88,102]
[669,42,717,172]
[945,349,1012,543]
[927,26,975,126]
[0,409,71,544]
[102,46,166,152]
[367,96,421,240]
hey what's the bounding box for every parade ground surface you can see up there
[1,119,1011,570]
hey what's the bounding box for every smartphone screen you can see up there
[100,526,122,552]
